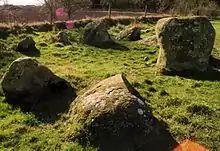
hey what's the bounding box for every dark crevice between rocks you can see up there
[159,56,220,81]
[3,76,76,123]
[75,102,178,151]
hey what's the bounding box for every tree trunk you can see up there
[144,5,147,17]
[108,3,112,19]
[49,5,53,25]
[68,9,71,20]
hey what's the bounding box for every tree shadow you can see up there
[3,76,76,123]
[16,45,41,57]
[163,56,220,81]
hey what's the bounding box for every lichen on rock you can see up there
[57,31,72,45]
[83,20,113,47]
[16,36,36,52]
[117,26,141,41]
[67,74,176,150]
[156,17,215,73]
[1,57,75,115]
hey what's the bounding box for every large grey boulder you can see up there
[83,20,113,47]
[117,27,141,41]
[156,17,215,73]
[67,74,174,150]
[16,36,36,52]
[1,57,72,105]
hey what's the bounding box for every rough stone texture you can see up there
[16,36,36,52]
[1,57,70,104]
[57,31,71,45]
[83,20,113,47]
[67,74,172,151]
[118,27,141,41]
[156,17,215,72]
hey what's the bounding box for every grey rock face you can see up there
[17,36,36,52]
[83,20,113,47]
[156,17,215,73]
[118,27,141,41]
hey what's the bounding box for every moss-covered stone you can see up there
[1,57,73,106]
[83,20,113,47]
[67,74,176,150]
[156,17,215,73]
[117,27,141,41]
[57,31,72,45]
[16,36,36,52]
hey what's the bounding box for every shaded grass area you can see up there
[0,21,220,150]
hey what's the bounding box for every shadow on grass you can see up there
[16,46,41,57]
[163,56,220,81]
[89,41,129,51]
[3,76,76,123]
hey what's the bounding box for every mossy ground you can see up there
[0,20,219,151]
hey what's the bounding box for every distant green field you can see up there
[0,20,219,151]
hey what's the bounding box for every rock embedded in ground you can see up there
[57,31,72,45]
[1,57,72,107]
[67,74,172,150]
[156,17,215,73]
[16,36,36,52]
[83,20,113,47]
[118,26,141,41]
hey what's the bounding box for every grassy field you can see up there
[0,19,220,151]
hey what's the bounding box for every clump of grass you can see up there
[187,103,214,116]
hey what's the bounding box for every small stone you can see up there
[118,27,141,41]
[138,108,144,115]
[137,98,145,106]
[144,56,149,62]
[192,82,201,88]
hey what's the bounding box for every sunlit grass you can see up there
[0,20,220,150]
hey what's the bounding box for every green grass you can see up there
[0,20,220,150]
